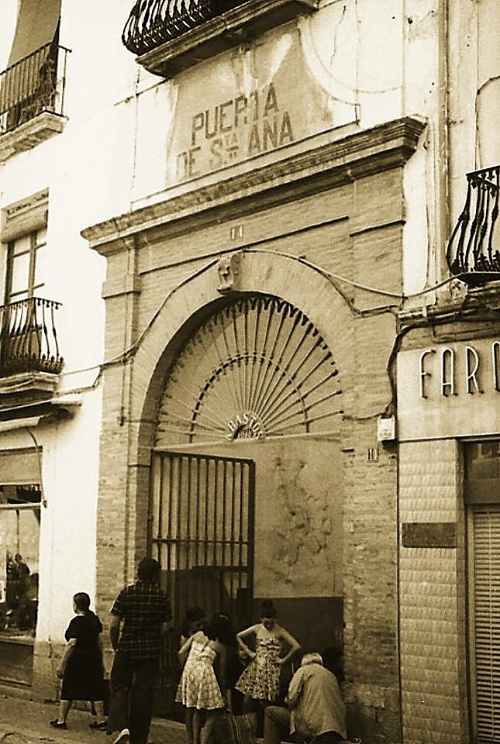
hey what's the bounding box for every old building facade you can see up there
[0,1,499,743]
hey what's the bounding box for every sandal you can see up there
[89,721,108,730]
[49,720,68,729]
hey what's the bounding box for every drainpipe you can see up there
[435,0,450,291]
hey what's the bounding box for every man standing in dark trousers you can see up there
[108,557,172,744]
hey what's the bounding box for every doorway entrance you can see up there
[149,294,344,716]
[150,451,255,715]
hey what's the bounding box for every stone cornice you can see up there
[82,116,426,255]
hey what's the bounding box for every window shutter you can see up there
[472,508,500,742]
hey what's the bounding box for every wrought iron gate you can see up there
[150,451,255,716]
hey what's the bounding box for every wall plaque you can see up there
[402,522,457,549]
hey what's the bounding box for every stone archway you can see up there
[149,289,347,716]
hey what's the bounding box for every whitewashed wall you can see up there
[0,0,136,644]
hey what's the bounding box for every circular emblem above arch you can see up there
[155,295,342,446]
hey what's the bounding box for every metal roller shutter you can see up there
[472,508,500,742]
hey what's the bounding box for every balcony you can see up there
[446,166,500,287]
[122,0,318,78]
[0,298,63,379]
[0,42,70,161]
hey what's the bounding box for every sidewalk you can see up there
[0,693,187,744]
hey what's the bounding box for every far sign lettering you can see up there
[419,341,500,398]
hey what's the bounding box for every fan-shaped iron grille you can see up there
[156,296,342,445]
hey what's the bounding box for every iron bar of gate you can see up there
[446,165,500,286]
[0,298,63,377]
[0,42,70,135]
[175,457,182,618]
[195,457,201,589]
[247,462,255,621]
[238,464,245,604]
[213,460,218,573]
[204,459,210,612]
[186,456,192,581]
[122,0,246,56]
[167,456,174,584]
[151,452,254,618]
[230,464,236,603]
[221,460,227,611]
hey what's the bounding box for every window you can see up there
[1,190,48,304]
[5,228,46,304]
[465,440,500,504]
[0,191,63,378]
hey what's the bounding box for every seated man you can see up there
[264,652,347,744]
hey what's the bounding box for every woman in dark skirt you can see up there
[50,592,107,730]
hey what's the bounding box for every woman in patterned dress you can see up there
[235,600,301,713]
[177,612,233,744]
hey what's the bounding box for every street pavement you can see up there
[0,693,187,744]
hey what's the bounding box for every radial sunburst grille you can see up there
[155,296,342,445]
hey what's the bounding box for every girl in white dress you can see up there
[177,613,232,744]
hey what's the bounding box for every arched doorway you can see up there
[151,294,344,714]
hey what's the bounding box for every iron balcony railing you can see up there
[122,0,243,55]
[0,42,70,136]
[0,298,64,377]
[446,165,500,286]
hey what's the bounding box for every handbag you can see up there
[211,711,257,744]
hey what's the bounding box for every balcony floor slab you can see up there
[0,112,65,162]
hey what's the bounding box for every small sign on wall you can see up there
[377,415,396,442]
[402,522,456,548]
